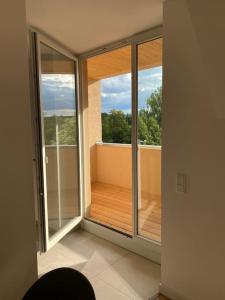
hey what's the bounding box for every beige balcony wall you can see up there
[45,147,78,193]
[45,146,79,219]
[88,80,102,183]
[94,143,161,199]
[96,144,132,189]
[139,146,161,199]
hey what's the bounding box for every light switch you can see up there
[176,173,187,193]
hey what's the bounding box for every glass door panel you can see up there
[137,38,163,242]
[36,35,81,249]
[85,46,133,235]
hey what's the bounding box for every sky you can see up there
[41,66,162,116]
[101,66,162,113]
[42,74,76,116]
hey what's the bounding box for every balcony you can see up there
[84,39,162,242]
[45,143,161,242]
[89,142,161,242]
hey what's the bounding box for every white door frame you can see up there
[79,26,162,264]
[31,30,84,252]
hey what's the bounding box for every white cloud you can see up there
[42,74,75,89]
[100,66,162,112]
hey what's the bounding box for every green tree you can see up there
[44,86,162,146]
[138,86,162,145]
[138,113,150,144]
[44,116,56,145]
[58,116,76,145]
[102,110,131,143]
[146,86,162,126]
[44,116,77,145]
[101,112,111,142]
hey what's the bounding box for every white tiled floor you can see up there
[38,229,161,300]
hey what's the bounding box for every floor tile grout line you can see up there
[78,248,132,295]
[96,252,160,300]
[96,254,137,299]
[82,250,130,281]
[38,229,160,300]
[99,274,135,299]
[64,230,93,245]
[93,275,134,299]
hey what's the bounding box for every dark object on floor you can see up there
[22,267,96,300]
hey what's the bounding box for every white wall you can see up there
[0,1,38,299]
[161,1,225,300]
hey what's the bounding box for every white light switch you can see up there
[176,173,187,193]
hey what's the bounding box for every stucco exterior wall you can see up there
[93,143,161,199]
[88,80,102,183]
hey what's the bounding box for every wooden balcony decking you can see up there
[89,182,161,242]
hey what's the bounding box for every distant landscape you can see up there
[102,86,162,145]
[44,86,162,146]
[43,67,162,146]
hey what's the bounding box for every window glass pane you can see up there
[86,46,133,235]
[40,43,80,238]
[137,38,162,242]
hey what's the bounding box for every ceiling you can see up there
[88,38,163,80]
[26,0,163,55]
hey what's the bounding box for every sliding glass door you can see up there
[85,46,133,235]
[35,34,82,251]
[82,33,163,251]
[136,38,163,242]
[33,29,162,257]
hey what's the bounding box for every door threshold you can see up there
[85,217,133,238]
[81,218,161,264]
